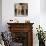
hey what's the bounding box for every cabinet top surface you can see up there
[7,23,34,25]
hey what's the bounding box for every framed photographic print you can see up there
[14,3,28,16]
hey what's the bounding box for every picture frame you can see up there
[14,3,28,16]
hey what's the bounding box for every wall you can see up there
[40,0,46,13]
[2,0,40,31]
[0,0,2,32]
[40,0,46,31]
[2,0,46,46]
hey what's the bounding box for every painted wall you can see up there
[2,0,46,46]
[2,0,40,31]
[0,0,2,32]
[40,0,46,31]
[40,0,46,13]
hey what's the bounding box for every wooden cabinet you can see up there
[7,23,34,46]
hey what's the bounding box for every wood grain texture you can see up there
[7,23,34,46]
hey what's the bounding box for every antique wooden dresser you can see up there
[7,23,34,46]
